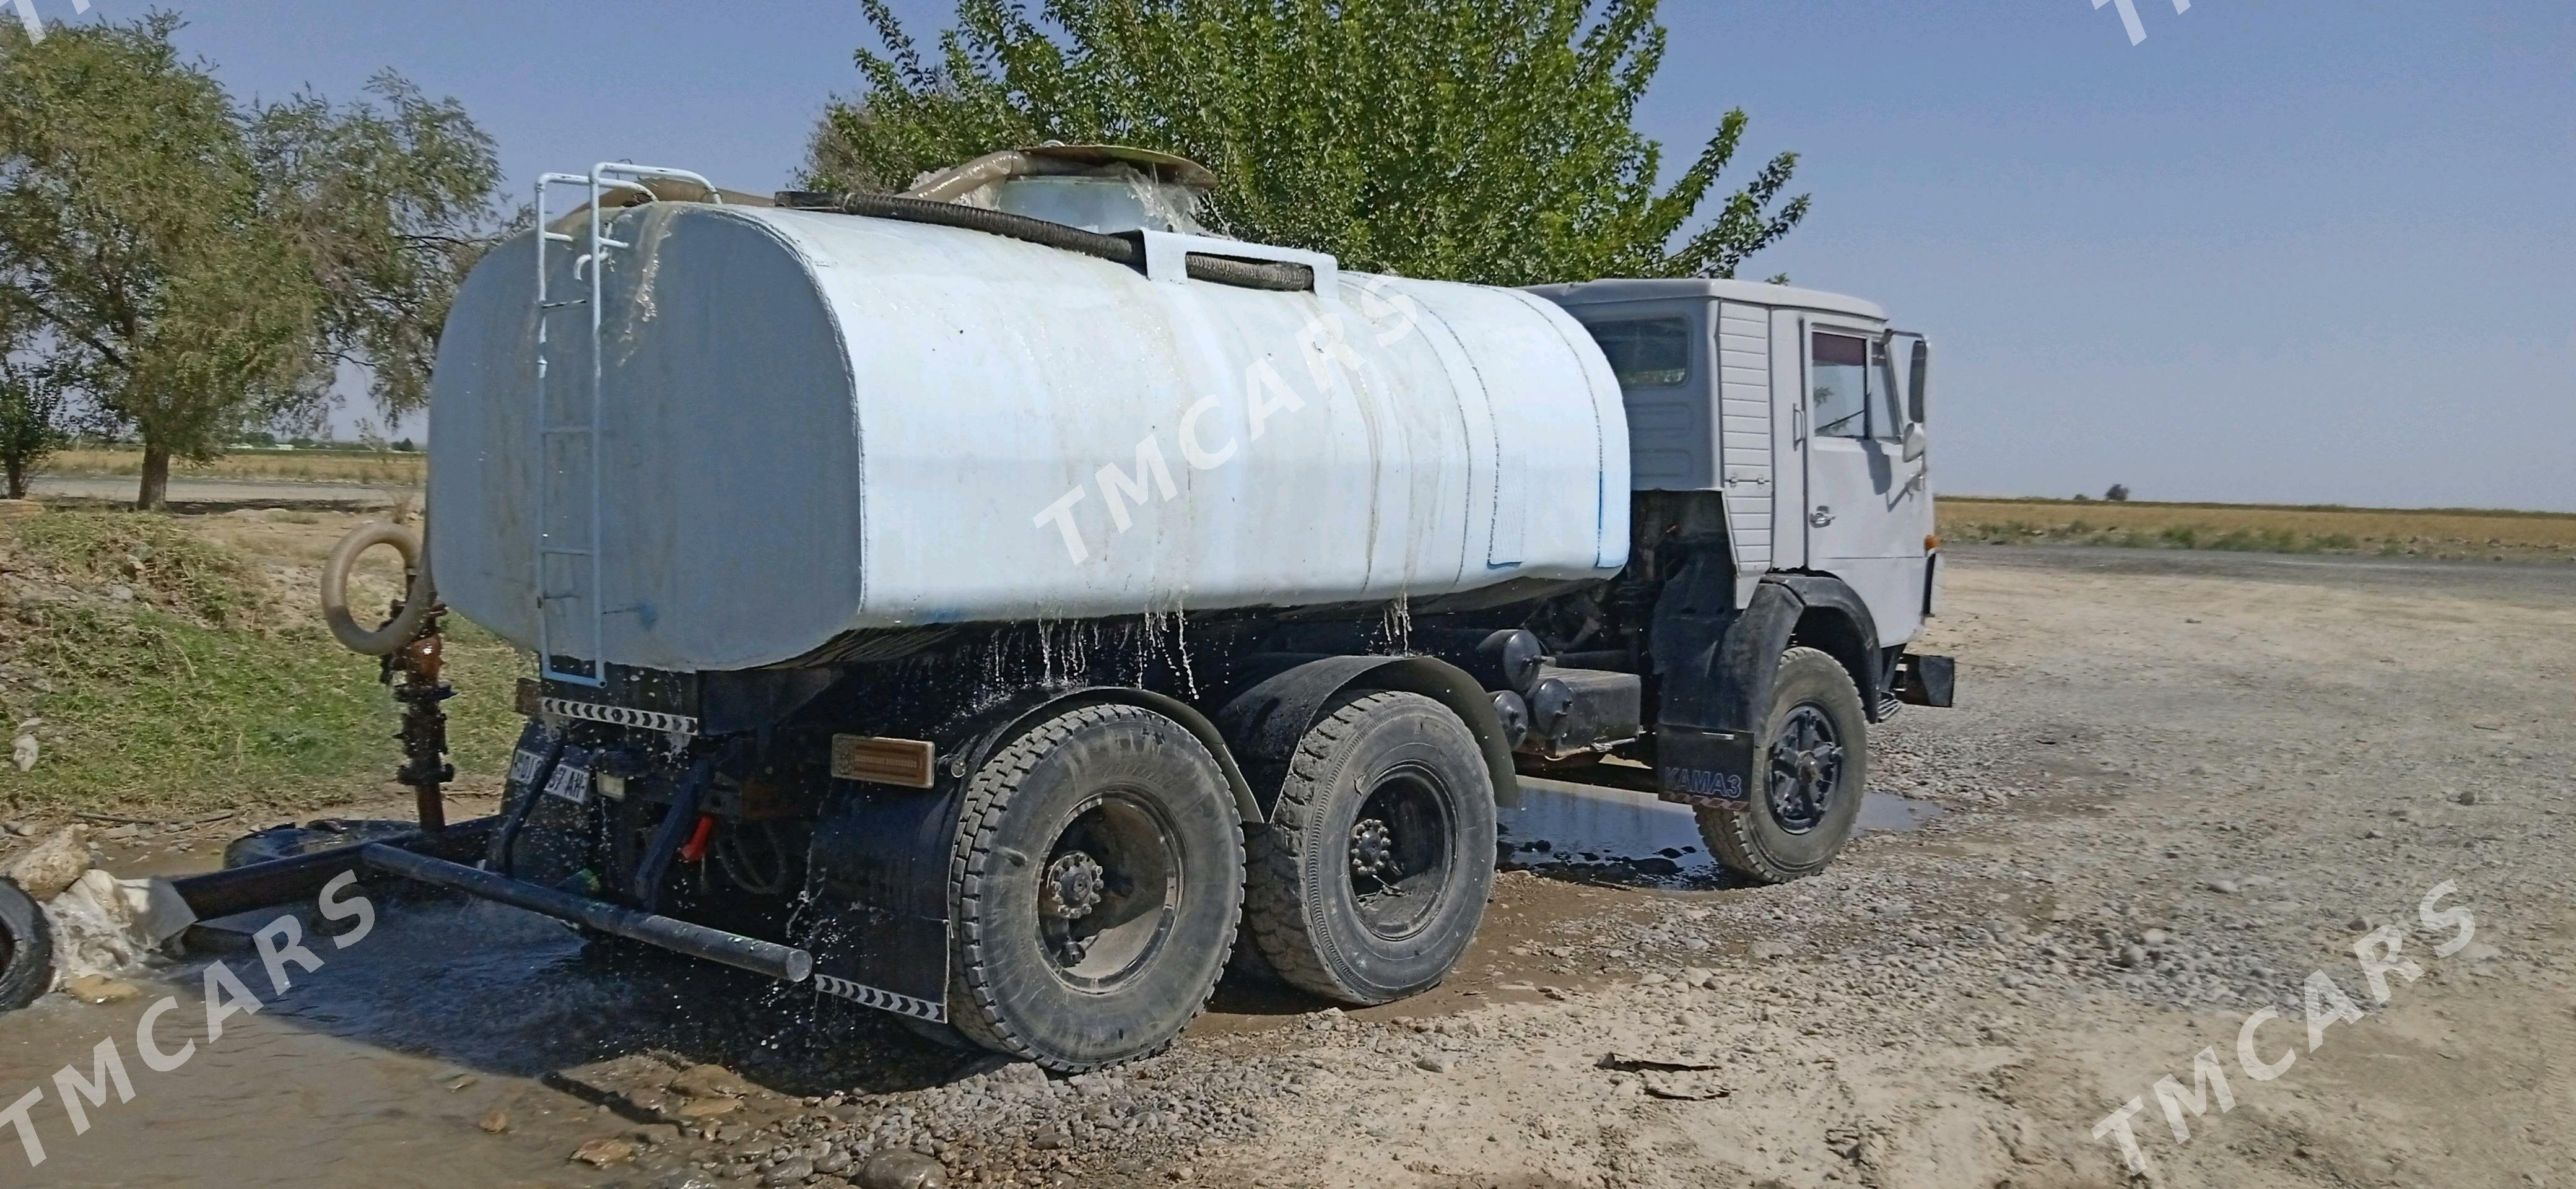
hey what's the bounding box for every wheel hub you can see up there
[1350,817,1400,884]
[1042,851,1107,921]
[1767,704,1845,835]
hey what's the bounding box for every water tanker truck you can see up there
[164,147,1956,1070]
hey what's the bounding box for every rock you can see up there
[107,585,134,603]
[1750,941,1793,960]
[478,1109,513,1134]
[11,734,35,773]
[1415,1054,1455,1073]
[627,1122,683,1147]
[764,1156,816,1185]
[815,1148,854,1175]
[2455,789,2481,806]
[857,1149,948,1189]
[2141,928,2169,946]
[64,973,141,1004]
[0,822,25,837]
[669,1063,754,1100]
[2206,879,2237,895]
[1681,966,1716,988]
[2117,945,2149,968]
[5,824,90,900]
[676,1096,742,1119]
[572,1138,636,1167]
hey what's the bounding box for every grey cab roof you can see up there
[1525,277,1886,322]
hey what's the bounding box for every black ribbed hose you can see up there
[777,190,1314,292]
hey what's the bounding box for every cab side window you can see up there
[1809,331,1873,439]
[1587,318,1692,389]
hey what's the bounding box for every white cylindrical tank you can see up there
[429,201,1629,673]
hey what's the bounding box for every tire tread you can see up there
[943,703,1241,1071]
[1700,647,1865,884]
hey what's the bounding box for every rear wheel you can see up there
[943,703,1243,1071]
[1697,647,1867,882]
[1245,691,1495,1005]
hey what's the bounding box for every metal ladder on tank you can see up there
[530,163,723,687]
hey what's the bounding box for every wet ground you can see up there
[0,780,1942,1188]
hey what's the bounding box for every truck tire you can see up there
[1245,691,1495,1006]
[943,703,1243,1072]
[0,879,56,1011]
[1698,647,1867,884]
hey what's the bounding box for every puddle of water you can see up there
[0,897,630,1188]
[1502,778,1943,876]
[0,888,938,1189]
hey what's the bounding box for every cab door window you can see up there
[1809,331,1874,438]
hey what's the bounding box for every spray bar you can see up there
[357,844,814,984]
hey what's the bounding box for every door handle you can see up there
[1809,507,1835,528]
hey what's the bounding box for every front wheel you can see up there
[942,703,1243,1071]
[1697,647,1868,883]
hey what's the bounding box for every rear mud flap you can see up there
[800,783,959,1022]
[1655,726,1759,810]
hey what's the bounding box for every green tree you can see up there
[807,0,1811,286]
[0,18,507,508]
[0,15,326,509]
[0,343,70,500]
[251,74,512,424]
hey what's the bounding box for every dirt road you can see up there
[27,474,407,508]
[1,546,2569,1188]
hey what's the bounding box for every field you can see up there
[40,446,427,487]
[1939,495,2576,561]
[0,508,521,817]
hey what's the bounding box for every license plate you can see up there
[508,744,549,788]
[544,748,593,804]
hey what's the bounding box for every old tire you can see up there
[0,879,56,1011]
[1245,691,1495,1006]
[1697,647,1868,883]
[944,703,1243,1072]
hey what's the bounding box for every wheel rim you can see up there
[1767,703,1846,835]
[1345,764,1456,941]
[1038,791,1180,993]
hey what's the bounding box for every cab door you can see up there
[1798,321,1931,646]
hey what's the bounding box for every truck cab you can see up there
[1530,278,1941,643]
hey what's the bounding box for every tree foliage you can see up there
[0,16,504,507]
[806,0,1810,286]
[0,15,323,507]
[252,74,511,422]
[0,338,69,500]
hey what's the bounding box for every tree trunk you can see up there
[3,461,25,500]
[137,443,170,511]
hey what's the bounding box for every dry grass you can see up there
[43,446,425,487]
[1940,497,2576,561]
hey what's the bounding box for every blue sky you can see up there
[50,0,2570,510]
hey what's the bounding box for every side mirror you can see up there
[1902,421,1928,463]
